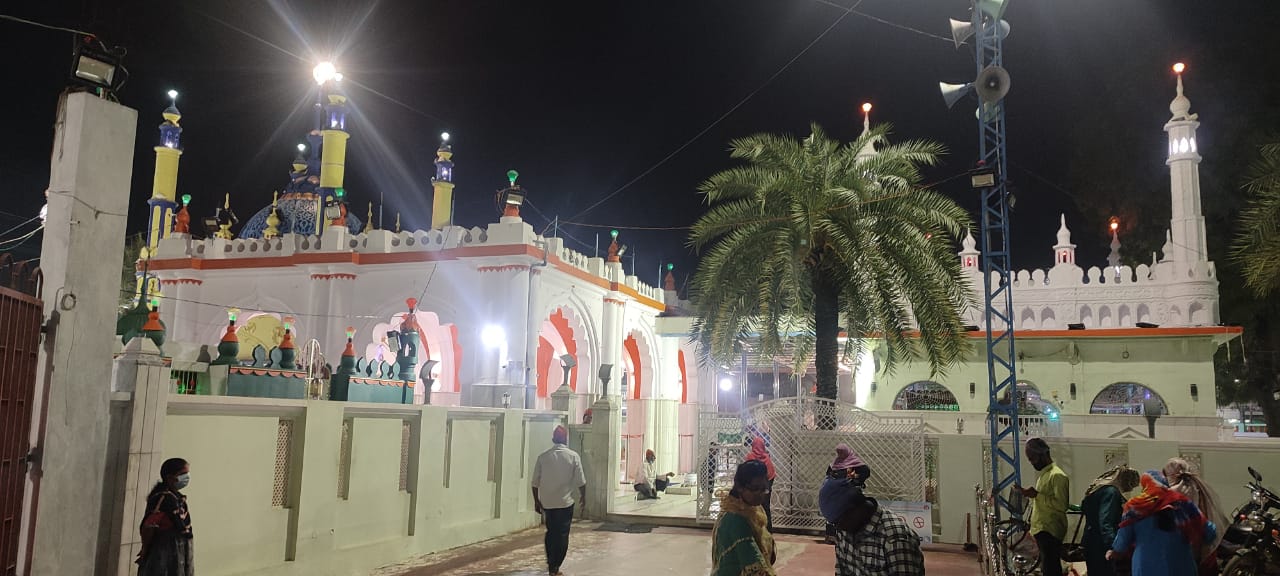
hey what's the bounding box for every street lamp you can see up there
[313,61,338,85]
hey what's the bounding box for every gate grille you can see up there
[696,397,926,532]
[0,261,43,575]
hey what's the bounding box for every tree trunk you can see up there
[813,270,840,401]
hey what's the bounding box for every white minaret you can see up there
[1052,214,1076,266]
[1164,62,1208,265]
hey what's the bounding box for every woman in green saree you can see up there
[712,460,776,576]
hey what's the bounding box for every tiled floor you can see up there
[609,490,698,520]
[380,522,982,576]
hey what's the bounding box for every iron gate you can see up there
[696,397,926,532]
[0,258,42,576]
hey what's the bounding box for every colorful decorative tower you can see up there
[141,299,166,352]
[498,170,524,220]
[319,87,350,199]
[607,229,622,263]
[394,298,420,404]
[174,194,192,235]
[278,316,296,369]
[147,90,183,251]
[337,326,357,376]
[263,192,281,239]
[431,132,455,229]
[212,308,241,365]
[958,230,980,272]
[1164,62,1208,265]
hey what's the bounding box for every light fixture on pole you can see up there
[70,37,124,96]
[498,170,525,218]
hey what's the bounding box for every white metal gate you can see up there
[696,397,926,531]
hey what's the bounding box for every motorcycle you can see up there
[1218,466,1280,575]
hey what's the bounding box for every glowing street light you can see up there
[1172,62,1186,74]
[167,89,178,102]
[441,132,450,142]
[861,102,873,113]
[719,377,734,391]
[313,61,338,85]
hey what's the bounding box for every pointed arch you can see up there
[1090,382,1167,415]
[892,381,959,411]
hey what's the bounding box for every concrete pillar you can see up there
[21,93,136,576]
[599,292,625,397]
[102,338,170,576]
[583,395,622,519]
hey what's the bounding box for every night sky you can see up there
[5,1,1279,291]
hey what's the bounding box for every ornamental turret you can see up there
[1052,214,1076,266]
[431,133,456,229]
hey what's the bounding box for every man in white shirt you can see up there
[634,449,676,500]
[532,425,587,576]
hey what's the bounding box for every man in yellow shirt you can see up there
[1019,438,1069,576]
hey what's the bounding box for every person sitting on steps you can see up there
[635,449,675,500]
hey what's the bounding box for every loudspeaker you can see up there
[977,0,1008,18]
[975,65,1011,104]
[939,82,972,109]
[949,18,1010,49]
[598,363,613,384]
[1136,322,1159,328]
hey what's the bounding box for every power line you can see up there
[563,1,864,224]
[0,13,94,36]
[806,0,954,43]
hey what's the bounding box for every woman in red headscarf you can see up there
[1105,471,1215,576]
[744,436,776,530]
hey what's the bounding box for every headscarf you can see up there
[645,449,655,460]
[819,477,866,523]
[1163,457,1226,550]
[744,436,776,480]
[1084,465,1140,498]
[832,443,865,471]
[1119,471,1207,551]
[552,425,568,445]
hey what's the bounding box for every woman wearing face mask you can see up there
[711,460,776,575]
[137,458,194,576]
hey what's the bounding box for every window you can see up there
[893,381,959,411]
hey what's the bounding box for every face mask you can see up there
[174,473,190,489]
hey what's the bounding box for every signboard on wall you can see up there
[881,500,933,544]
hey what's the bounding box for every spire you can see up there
[856,102,878,160]
[148,90,185,250]
[173,194,191,235]
[363,202,374,233]
[1169,62,1193,121]
[432,132,457,229]
[1160,229,1174,262]
[214,193,237,239]
[1107,218,1121,269]
[607,229,622,263]
[1052,214,1076,266]
[264,192,281,239]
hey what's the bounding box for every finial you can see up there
[664,265,676,291]
[1056,213,1072,246]
[395,213,401,233]
[861,102,872,131]
[406,297,417,312]
[363,202,374,233]
[507,169,519,186]
[342,326,356,357]
[1169,62,1192,119]
[224,193,230,210]
[272,191,279,207]
[174,195,192,234]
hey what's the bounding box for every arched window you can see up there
[1090,382,1168,415]
[893,381,959,411]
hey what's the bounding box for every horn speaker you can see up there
[975,65,1010,104]
[939,82,972,109]
[949,19,1011,49]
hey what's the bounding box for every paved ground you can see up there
[377,521,982,576]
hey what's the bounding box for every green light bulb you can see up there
[181,194,192,206]
[610,229,619,239]
[667,263,674,271]
[335,187,346,199]
[507,170,519,185]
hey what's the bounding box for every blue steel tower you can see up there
[941,0,1020,521]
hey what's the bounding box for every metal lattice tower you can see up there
[973,0,1021,521]
[941,0,1021,521]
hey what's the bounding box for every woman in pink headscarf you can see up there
[744,436,775,530]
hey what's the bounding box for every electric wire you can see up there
[0,214,43,240]
[806,0,955,43]
[562,1,864,224]
[0,14,94,36]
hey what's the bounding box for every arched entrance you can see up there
[1090,382,1167,415]
[892,381,959,411]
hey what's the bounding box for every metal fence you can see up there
[0,258,42,575]
[696,397,927,532]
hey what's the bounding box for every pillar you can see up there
[23,92,136,576]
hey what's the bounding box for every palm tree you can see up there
[1233,143,1280,297]
[689,123,975,401]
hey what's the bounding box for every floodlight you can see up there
[313,62,337,85]
[481,325,506,348]
[719,377,733,391]
[71,41,119,90]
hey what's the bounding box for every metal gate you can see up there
[0,258,42,576]
[696,397,926,532]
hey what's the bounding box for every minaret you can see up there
[1164,62,1208,265]
[958,229,980,272]
[431,132,455,229]
[1052,214,1076,266]
[1107,218,1122,269]
[147,90,183,251]
[320,88,350,196]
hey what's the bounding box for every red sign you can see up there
[913,516,926,529]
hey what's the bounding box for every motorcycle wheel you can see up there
[1221,553,1262,576]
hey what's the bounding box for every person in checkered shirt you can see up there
[819,477,925,575]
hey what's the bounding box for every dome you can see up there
[240,191,362,238]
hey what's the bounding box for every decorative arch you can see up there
[1040,307,1057,330]
[1168,305,1183,325]
[1098,306,1114,328]
[1079,305,1094,328]
[1136,304,1151,324]
[1188,301,1207,325]
[1119,304,1132,327]
[536,308,581,398]
[892,381,959,411]
[1090,382,1168,415]
[538,291,601,396]
[1020,308,1036,330]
